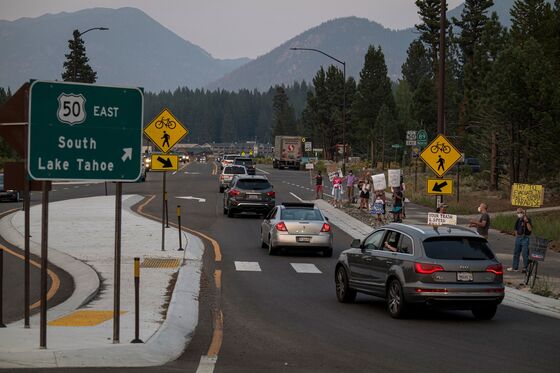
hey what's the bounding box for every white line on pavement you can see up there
[291,263,322,274]
[289,192,304,202]
[256,167,270,175]
[234,261,262,272]
[196,355,217,373]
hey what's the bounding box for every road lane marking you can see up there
[256,167,270,175]
[196,355,218,373]
[291,263,322,274]
[234,261,262,272]
[289,192,304,202]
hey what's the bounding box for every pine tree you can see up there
[401,39,432,92]
[453,0,495,67]
[272,86,296,137]
[62,30,98,83]
[510,0,549,43]
[415,0,448,76]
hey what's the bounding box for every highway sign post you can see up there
[419,134,461,178]
[28,81,143,181]
[427,178,454,195]
[144,108,188,154]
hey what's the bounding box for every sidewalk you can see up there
[313,198,560,320]
[0,195,204,368]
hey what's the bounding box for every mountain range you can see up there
[0,1,523,92]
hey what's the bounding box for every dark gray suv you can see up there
[335,223,504,319]
[223,175,275,218]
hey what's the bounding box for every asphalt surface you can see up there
[3,161,560,372]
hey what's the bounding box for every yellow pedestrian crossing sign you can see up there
[144,108,189,154]
[150,154,179,171]
[420,134,461,177]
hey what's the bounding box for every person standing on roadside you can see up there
[469,203,490,239]
[344,170,358,204]
[507,208,533,273]
[332,174,343,208]
[359,178,371,209]
[314,171,323,199]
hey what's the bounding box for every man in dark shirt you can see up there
[315,171,323,199]
[507,208,533,272]
[469,202,490,239]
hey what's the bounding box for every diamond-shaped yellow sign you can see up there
[420,134,461,177]
[144,108,188,153]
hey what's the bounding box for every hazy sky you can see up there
[0,0,463,59]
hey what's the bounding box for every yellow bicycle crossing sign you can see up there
[420,134,461,177]
[144,108,189,153]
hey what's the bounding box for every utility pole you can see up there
[438,0,446,135]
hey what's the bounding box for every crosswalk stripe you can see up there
[234,261,262,272]
[290,263,322,274]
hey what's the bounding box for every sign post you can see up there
[28,81,144,347]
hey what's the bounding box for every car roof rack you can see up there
[281,202,315,208]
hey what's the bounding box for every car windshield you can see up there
[235,179,271,190]
[224,166,246,174]
[281,208,323,221]
[422,237,495,260]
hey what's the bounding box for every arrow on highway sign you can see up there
[121,148,132,162]
[427,178,454,195]
[432,181,448,192]
[150,153,178,171]
[176,196,206,203]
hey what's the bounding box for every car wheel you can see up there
[323,248,333,257]
[268,240,278,255]
[335,266,356,303]
[387,279,407,319]
[219,186,224,193]
[472,305,498,320]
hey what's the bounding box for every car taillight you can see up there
[486,263,503,275]
[266,191,275,197]
[414,263,444,274]
[275,221,288,232]
[321,223,331,232]
[228,189,240,197]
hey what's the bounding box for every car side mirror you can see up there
[350,239,361,249]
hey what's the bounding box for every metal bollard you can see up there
[131,257,143,343]
[177,205,184,251]
[0,247,5,327]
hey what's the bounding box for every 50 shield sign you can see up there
[28,81,144,181]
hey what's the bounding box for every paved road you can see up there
[6,162,560,372]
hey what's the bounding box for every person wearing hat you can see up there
[507,208,533,273]
[436,202,448,214]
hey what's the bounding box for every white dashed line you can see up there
[256,168,270,175]
[234,261,262,272]
[291,263,322,274]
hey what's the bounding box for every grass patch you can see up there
[492,211,560,243]
[531,276,558,298]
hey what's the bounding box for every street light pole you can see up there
[72,27,109,81]
[290,47,347,173]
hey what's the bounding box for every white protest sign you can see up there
[305,163,314,170]
[427,213,457,226]
[388,169,401,188]
[371,173,387,191]
[328,171,338,182]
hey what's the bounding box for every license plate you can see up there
[457,272,473,282]
[296,236,311,243]
[247,194,260,200]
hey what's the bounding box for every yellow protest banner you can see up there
[511,183,544,208]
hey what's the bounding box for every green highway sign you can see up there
[28,81,144,181]
[417,129,428,147]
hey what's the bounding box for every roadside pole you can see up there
[161,172,166,251]
[113,182,122,344]
[130,257,143,344]
[456,166,460,203]
[0,246,5,328]
[177,205,184,251]
[24,126,30,329]
[165,191,169,228]
[39,181,49,349]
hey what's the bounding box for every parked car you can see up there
[219,165,248,192]
[460,157,481,173]
[221,154,240,170]
[335,223,504,319]
[261,202,333,257]
[0,174,21,202]
[234,157,256,175]
[223,175,275,218]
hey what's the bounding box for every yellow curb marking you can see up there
[48,310,127,326]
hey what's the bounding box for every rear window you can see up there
[224,166,246,175]
[235,158,253,166]
[236,179,271,190]
[423,237,495,260]
[225,155,239,160]
[281,208,323,221]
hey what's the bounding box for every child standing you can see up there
[371,192,385,225]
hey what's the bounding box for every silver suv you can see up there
[335,223,504,319]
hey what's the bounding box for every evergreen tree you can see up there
[61,30,98,83]
[453,0,495,67]
[401,39,432,92]
[510,0,549,43]
[415,0,448,76]
[272,86,297,137]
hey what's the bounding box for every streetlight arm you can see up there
[78,27,109,36]
[290,47,345,67]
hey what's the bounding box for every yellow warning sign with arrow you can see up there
[420,134,461,177]
[144,108,189,154]
[427,178,454,195]
[150,154,179,171]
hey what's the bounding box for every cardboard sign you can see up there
[511,183,544,208]
[371,173,387,191]
[388,169,401,188]
[305,163,314,170]
[427,213,458,226]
